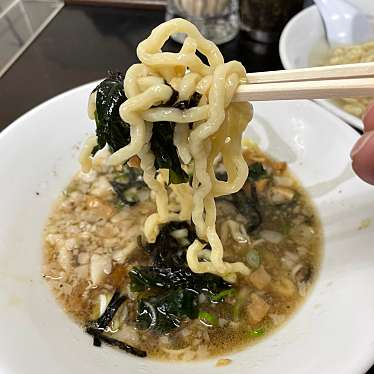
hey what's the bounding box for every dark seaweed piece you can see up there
[136,289,198,334]
[248,162,267,181]
[162,87,179,107]
[93,335,102,347]
[215,171,228,182]
[217,186,262,232]
[216,162,264,232]
[150,122,189,184]
[91,71,131,156]
[173,92,202,110]
[129,221,232,334]
[110,180,146,206]
[217,190,262,232]
[110,167,148,207]
[215,162,266,185]
[130,265,231,295]
[250,181,259,204]
[228,190,262,232]
[144,221,195,268]
[87,290,127,331]
[131,221,231,294]
[84,290,146,357]
[91,77,199,184]
[86,327,147,357]
[150,91,202,184]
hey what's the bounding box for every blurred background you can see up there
[0,0,313,77]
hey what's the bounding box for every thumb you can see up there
[351,131,374,185]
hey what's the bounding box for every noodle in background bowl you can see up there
[0,82,373,373]
[279,3,374,130]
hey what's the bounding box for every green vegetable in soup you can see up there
[248,327,265,337]
[198,311,219,327]
[210,288,237,302]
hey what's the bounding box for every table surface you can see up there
[0,3,309,129]
[0,3,371,373]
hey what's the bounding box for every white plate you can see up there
[0,83,374,374]
[279,4,374,130]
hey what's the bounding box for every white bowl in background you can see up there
[279,4,374,130]
[0,83,374,374]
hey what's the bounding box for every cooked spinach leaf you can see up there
[92,71,131,155]
[137,289,198,333]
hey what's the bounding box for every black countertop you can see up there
[0,3,306,129]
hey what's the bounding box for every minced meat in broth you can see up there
[43,146,322,361]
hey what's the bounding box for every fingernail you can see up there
[363,101,374,123]
[350,131,374,160]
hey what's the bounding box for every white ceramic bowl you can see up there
[279,3,374,130]
[1,83,374,374]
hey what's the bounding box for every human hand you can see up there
[351,102,374,185]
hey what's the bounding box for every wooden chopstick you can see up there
[245,62,374,84]
[232,63,374,102]
[233,77,374,102]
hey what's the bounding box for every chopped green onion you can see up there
[248,327,265,337]
[232,289,248,321]
[198,311,218,327]
[210,288,236,302]
[246,249,260,268]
